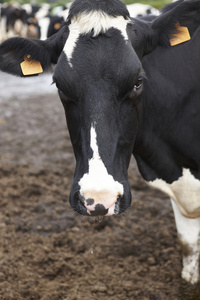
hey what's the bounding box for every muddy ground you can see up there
[0,71,200,300]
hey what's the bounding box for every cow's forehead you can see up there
[63,10,132,67]
[69,10,131,37]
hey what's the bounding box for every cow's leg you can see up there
[171,199,200,284]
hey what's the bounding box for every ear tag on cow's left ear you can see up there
[170,23,191,46]
[20,55,43,76]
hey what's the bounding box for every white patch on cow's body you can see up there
[78,125,124,215]
[148,168,200,284]
[0,15,7,42]
[127,3,160,18]
[14,19,24,35]
[147,168,200,218]
[171,199,200,284]
[35,4,50,19]
[21,4,32,15]
[63,10,131,67]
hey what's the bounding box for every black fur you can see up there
[68,0,130,20]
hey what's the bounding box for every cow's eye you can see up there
[58,89,69,101]
[134,77,143,93]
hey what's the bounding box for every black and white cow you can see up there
[0,4,27,42]
[0,0,200,287]
[23,4,64,40]
[22,3,50,19]
[127,3,160,18]
[27,15,64,40]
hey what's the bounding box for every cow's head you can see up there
[1,0,200,216]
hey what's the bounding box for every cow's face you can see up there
[1,0,197,216]
[53,7,144,216]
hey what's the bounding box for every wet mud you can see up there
[0,72,200,299]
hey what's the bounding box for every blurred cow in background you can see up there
[22,3,64,40]
[0,4,27,41]
[127,3,160,18]
[0,2,64,41]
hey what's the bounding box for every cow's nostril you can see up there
[117,195,122,201]
[74,190,80,200]
[90,204,108,216]
[73,191,87,214]
[114,195,123,214]
[86,198,94,206]
[74,190,85,204]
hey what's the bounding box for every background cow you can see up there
[0,3,64,41]
[0,0,200,291]
[127,3,160,18]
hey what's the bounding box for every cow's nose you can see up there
[73,190,122,216]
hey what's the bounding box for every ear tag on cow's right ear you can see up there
[20,55,43,76]
[54,22,61,30]
[170,23,191,46]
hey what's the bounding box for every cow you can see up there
[0,4,27,42]
[23,4,64,40]
[27,15,64,40]
[0,3,54,42]
[22,3,50,19]
[0,0,200,289]
[127,3,160,18]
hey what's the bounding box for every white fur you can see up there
[78,125,124,214]
[0,15,7,42]
[148,169,200,284]
[71,11,130,39]
[127,3,160,18]
[58,8,69,20]
[38,17,50,40]
[148,168,200,218]
[35,4,50,19]
[63,21,80,67]
[171,199,200,284]
[21,4,32,15]
[63,10,131,67]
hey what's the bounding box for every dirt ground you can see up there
[0,72,200,300]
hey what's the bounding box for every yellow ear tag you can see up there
[28,24,36,30]
[20,55,43,76]
[170,23,191,46]
[54,22,61,30]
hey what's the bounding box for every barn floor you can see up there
[0,72,200,300]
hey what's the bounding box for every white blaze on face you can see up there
[63,10,131,67]
[78,125,124,214]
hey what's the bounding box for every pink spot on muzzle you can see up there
[81,192,121,216]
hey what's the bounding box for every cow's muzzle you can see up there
[71,190,128,216]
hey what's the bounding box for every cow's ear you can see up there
[133,0,200,58]
[0,25,68,77]
[151,0,200,48]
